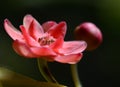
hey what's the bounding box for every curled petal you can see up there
[4,19,23,41]
[23,14,44,33]
[42,21,57,32]
[59,41,87,55]
[23,15,33,30]
[20,25,40,47]
[48,22,67,38]
[55,53,83,64]
[13,40,36,58]
[28,20,44,40]
[30,46,57,57]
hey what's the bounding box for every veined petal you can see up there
[4,19,23,41]
[30,46,57,57]
[55,53,83,64]
[20,25,40,47]
[59,41,87,55]
[13,40,36,58]
[28,20,44,40]
[42,21,57,32]
[23,14,44,33]
[48,21,67,39]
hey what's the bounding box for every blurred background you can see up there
[0,0,120,87]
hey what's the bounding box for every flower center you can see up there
[38,34,55,46]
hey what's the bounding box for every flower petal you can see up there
[50,36,64,51]
[4,19,23,41]
[55,53,83,64]
[28,20,44,40]
[48,22,67,38]
[42,21,57,32]
[30,46,57,57]
[59,41,87,55]
[20,25,40,47]
[23,14,44,33]
[13,40,36,58]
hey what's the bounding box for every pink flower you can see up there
[4,14,87,64]
[74,22,102,51]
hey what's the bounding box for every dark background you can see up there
[0,0,120,87]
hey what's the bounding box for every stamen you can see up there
[38,35,55,46]
[38,38,42,42]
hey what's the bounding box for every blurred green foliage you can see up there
[0,0,120,87]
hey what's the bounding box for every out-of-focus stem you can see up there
[71,64,82,87]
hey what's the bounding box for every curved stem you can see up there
[37,58,58,83]
[71,64,82,87]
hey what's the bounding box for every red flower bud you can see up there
[74,22,102,51]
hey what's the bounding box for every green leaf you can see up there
[0,67,67,87]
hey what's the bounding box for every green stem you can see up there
[71,64,82,87]
[37,58,58,83]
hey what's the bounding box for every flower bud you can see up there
[74,22,102,51]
